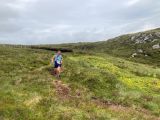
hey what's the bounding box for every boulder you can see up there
[152,39,158,42]
[131,36,136,41]
[137,49,143,53]
[155,32,160,38]
[131,53,138,58]
[152,44,160,49]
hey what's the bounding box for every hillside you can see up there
[30,28,160,66]
[0,45,160,120]
[55,28,160,66]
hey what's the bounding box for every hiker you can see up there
[51,50,63,79]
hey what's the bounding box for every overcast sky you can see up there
[0,0,160,44]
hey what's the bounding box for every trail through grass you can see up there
[0,46,160,120]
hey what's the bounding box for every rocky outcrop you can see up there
[130,32,160,44]
[152,44,160,49]
[155,32,160,37]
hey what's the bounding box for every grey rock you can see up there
[152,44,160,49]
[137,49,143,53]
[155,32,160,38]
[152,39,158,42]
[131,53,138,58]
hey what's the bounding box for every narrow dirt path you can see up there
[32,64,160,120]
[53,80,81,99]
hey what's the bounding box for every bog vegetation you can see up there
[0,45,160,120]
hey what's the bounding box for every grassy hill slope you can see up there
[47,28,160,66]
[0,46,160,120]
[14,28,159,67]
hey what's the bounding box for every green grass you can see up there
[45,28,160,67]
[66,54,160,112]
[0,46,160,120]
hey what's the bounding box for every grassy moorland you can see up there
[0,45,160,120]
[48,28,160,67]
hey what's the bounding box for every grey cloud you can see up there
[0,0,160,44]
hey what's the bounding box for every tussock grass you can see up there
[0,46,160,120]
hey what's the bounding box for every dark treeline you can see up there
[30,46,73,52]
